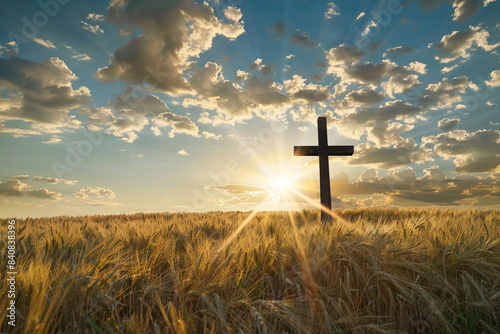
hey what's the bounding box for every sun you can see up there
[270,176,292,191]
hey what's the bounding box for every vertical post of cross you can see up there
[317,117,332,222]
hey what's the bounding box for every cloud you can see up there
[434,25,499,63]
[0,41,18,57]
[247,58,275,76]
[0,179,25,197]
[441,64,458,73]
[452,0,497,22]
[311,73,325,82]
[356,12,366,20]
[32,176,78,185]
[332,100,425,146]
[290,105,317,123]
[289,32,319,48]
[0,179,61,200]
[266,21,288,39]
[204,184,275,206]
[346,88,385,105]
[73,187,116,199]
[347,139,433,169]
[79,199,123,206]
[423,129,500,172]
[86,13,105,22]
[438,118,460,131]
[72,53,92,61]
[96,0,245,94]
[0,57,91,135]
[414,0,496,22]
[177,149,189,156]
[81,21,104,34]
[329,59,425,86]
[485,70,500,87]
[202,130,222,140]
[386,45,414,56]
[42,136,62,144]
[325,44,365,66]
[210,185,268,194]
[186,62,290,124]
[80,90,199,141]
[27,188,61,200]
[325,2,340,19]
[32,37,56,49]
[417,75,477,109]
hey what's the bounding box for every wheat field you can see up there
[1,209,499,333]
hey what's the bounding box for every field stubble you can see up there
[1,209,499,333]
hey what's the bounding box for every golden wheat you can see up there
[0,209,499,333]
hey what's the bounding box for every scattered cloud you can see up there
[73,187,116,199]
[452,0,497,22]
[32,37,56,49]
[356,12,366,20]
[0,41,18,57]
[81,21,104,34]
[86,13,105,22]
[438,118,460,131]
[434,25,499,63]
[289,32,319,48]
[33,176,78,185]
[387,45,414,56]
[324,2,340,19]
[485,70,500,87]
[177,149,189,156]
[266,20,288,39]
[423,129,500,172]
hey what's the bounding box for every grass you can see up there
[1,208,499,333]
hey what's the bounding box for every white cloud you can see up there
[73,187,116,199]
[177,149,189,156]
[325,2,340,19]
[485,70,500,87]
[32,37,56,49]
[356,12,366,20]
[81,21,104,34]
[86,13,105,22]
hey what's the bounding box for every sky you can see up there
[0,0,499,218]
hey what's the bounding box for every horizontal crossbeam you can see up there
[294,145,354,156]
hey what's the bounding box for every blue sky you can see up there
[0,0,499,217]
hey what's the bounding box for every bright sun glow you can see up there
[271,176,292,190]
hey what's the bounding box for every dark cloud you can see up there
[325,44,365,66]
[289,32,319,48]
[96,0,245,94]
[0,57,91,135]
[417,75,476,109]
[0,179,61,200]
[434,25,499,63]
[347,139,432,169]
[423,129,500,172]
[266,21,288,39]
[294,166,499,207]
[437,118,460,131]
[346,88,385,105]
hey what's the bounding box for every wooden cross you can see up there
[294,117,354,222]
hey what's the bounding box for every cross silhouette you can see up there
[294,117,354,222]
